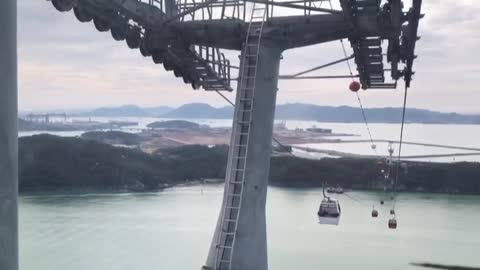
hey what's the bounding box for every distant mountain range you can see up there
[162,103,232,119]
[74,103,480,124]
[79,105,173,117]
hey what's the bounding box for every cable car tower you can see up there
[44,0,423,269]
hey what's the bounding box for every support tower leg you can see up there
[204,44,282,270]
[0,1,19,270]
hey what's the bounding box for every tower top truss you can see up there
[49,0,422,91]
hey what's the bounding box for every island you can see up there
[19,134,480,194]
[147,120,204,130]
[81,131,144,146]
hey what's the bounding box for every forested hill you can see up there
[164,103,480,124]
[73,103,480,124]
[274,104,480,124]
[19,135,227,191]
[19,135,480,194]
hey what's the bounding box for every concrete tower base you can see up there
[204,43,282,270]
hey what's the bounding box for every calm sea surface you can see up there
[20,185,480,270]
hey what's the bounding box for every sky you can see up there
[17,0,480,113]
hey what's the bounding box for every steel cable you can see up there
[214,91,295,156]
[328,0,378,156]
[392,83,409,210]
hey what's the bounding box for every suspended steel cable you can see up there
[342,192,371,209]
[215,90,235,106]
[354,92,378,155]
[214,90,295,156]
[339,39,355,78]
[328,0,378,156]
[392,83,409,209]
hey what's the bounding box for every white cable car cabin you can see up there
[317,198,341,225]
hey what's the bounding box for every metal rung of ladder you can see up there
[218,245,233,249]
[237,125,250,130]
[239,98,253,105]
[230,181,244,185]
[224,219,237,222]
[232,160,246,166]
[240,80,255,85]
[226,206,240,210]
[227,193,242,197]
[238,103,252,109]
[234,157,246,160]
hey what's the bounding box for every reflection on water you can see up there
[20,185,480,270]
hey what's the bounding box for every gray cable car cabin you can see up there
[318,197,341,225]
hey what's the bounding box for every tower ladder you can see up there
[213,3,267,270]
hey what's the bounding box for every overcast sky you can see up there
[18,0,480,113]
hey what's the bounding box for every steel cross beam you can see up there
[282,54,355,78]
[161,0,219,24]
[243,0,343,14]
[279,75,359,79]
[171,13,354,50]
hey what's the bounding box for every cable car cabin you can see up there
[372,209,379,218]
[388,218,397,229]
[317,198,341,225]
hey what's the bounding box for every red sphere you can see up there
[349,81,361,92]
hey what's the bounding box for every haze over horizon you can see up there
[18,0,480,113]
[18,102,480,115]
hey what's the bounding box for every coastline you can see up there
[18,135,480,196]
[19,180,480,196]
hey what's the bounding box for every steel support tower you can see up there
[43,0,423,269]
[0,1,19,270]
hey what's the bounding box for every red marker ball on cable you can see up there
[349,81,361,92]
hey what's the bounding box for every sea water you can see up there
[20,185,480,270]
